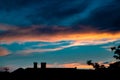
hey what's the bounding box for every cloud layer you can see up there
[0,0,119,30]
[0,0,120,70]
[0,25,120,44]
[0,0,120,56]
[0,47,9,56]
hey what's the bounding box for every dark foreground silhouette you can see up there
[0,62,120,80]
[1,45,120,80]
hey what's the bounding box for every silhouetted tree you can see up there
[87,60,93,65]
[106,45,120,69]
[110,45,120,60]
[87,45,120,69]
[4,67,9,72]
[94,63,100,69]
[87,60,105,69]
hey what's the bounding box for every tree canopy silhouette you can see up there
[111,45,120,60]
[87,45,120,69]
[87,60,105,70]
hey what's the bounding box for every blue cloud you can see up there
[0,0,119,31]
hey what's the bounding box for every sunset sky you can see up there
[0,0,120,71]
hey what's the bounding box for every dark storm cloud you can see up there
[0,0,41,11]
[0,0,120,32]
[0,25,120,44]
[80,0,120,32]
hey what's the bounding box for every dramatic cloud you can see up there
[0,0,119,30]
[0,25,120,55]
[0,24,18,31]
[16,41,79,55]
[0,25,120,44]
[0,0,120,70]
[0,47,9,56]
[19,48,64,55]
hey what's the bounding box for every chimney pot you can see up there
[34,62,37,69]
[41,62,46,69]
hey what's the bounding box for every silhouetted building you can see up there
[109,61,120,69]
[41,62,46,69]
[2,62,120,80]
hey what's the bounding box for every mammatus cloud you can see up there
[47,62,93,69]
[0,47,10,56]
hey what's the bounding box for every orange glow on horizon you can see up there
[47,63,93,69]
[1,32,120,42]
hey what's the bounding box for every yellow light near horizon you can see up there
[0,31,120,44]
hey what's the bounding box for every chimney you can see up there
[41,62,46,69]
[33,62,38,69]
